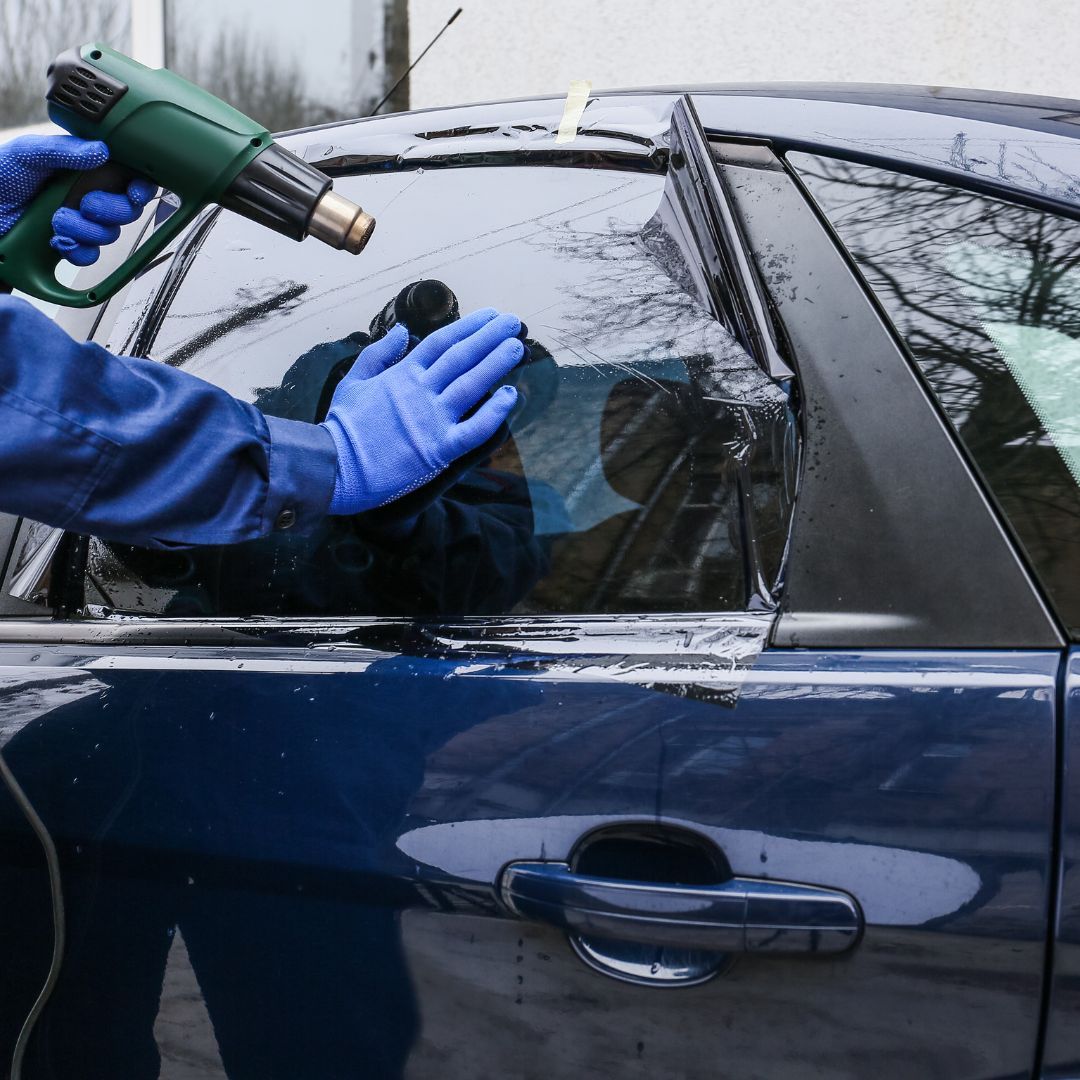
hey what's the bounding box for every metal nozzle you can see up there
[308,189,376,254]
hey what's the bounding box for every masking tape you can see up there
[555,80,593,144]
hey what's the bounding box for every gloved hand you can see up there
[0,134,155,265]
[321,308,523,514]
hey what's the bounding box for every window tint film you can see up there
[790,153,1080,635]
[89,165,796,619]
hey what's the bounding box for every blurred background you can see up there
[0,0,1077,137]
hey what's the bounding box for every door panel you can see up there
[0,637,1056,1079]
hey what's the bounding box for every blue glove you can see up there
[321,308,523,514]
[0,134,156,266]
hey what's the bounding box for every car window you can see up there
[86,165,797,619]
[789,153,1080,637]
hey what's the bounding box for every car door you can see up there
[0,94,1064,1080]
[770,124,1080,1080]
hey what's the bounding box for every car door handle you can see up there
[500,861,862,955]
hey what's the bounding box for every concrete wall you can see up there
[406,0,1080,109]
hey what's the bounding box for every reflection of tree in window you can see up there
[792,155,1080,633]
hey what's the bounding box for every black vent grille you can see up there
[46,49,127,121]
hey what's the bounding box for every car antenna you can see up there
[368,6,463,117]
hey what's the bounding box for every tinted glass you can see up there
[88,165,796,619]
[791,153,1080,636]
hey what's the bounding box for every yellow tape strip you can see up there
[555,80,593,144]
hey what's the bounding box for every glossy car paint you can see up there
[0,86,1077,1079]
[0,625,1058,1077]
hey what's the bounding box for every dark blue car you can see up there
[1,84,1079,1079]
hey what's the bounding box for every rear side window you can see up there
[87,165,796,619]
[789,154,1080,636]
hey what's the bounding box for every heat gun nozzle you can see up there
[221,143,375,255]
[308,189,376,255]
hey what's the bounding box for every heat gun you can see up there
[0,42,375,308]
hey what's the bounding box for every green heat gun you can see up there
[0,42,376,308]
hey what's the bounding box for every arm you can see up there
[0,134,302,547]
[0,298,524,549]
[0,136,523,550]
[0,295,336,548]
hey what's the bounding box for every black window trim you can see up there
[667,97,794,382]
[0,609,778,667]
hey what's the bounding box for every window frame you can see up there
[1,95,801,644]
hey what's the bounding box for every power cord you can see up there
[0,748,64,1080]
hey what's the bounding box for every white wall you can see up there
[407,0,1080,109]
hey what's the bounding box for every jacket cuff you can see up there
[263,415,337,535]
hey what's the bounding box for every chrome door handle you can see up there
[500,861,862,955]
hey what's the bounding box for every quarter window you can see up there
[790,154,1080,637]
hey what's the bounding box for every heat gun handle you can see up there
[0,171,204,309]
[60,159,143,210]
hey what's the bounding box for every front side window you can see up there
[791,154,1080,638]
[87,164,797,619]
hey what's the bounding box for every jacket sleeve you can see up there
[0,296,337,549]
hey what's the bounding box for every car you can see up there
[0,83,1078,1079]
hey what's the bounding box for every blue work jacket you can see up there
[0,296,336,548]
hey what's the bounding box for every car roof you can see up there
[624,83,1080,136]
[283,84,1080,219]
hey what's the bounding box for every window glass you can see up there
[790,153,1080,636]
[88,165,796,619]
